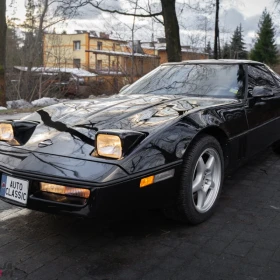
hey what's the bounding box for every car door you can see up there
[245,64,280,157]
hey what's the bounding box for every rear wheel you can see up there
[164,134,224,224]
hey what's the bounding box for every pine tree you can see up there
[237,24,247,59]
[205,41,213,58]
[22,0,41,66]
[230,24,247,59]
[222,42,231,59]
[6,18,22,68]
[250,9,278,65]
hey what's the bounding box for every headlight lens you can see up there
[0,123,19,145]
[96,134,122,159]
[0,123,14,141]
[40,183,90,198]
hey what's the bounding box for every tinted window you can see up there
[121,64,245,99]
[266,66,280,88]
[248,65,277,96]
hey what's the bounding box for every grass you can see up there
[0,107,43,115]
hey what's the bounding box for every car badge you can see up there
[38,139,53,148]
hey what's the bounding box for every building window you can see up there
[112,43,116,51]
[112,61,115,70]
[97,41,102,50]
[73,41,81,50]
[73,59,81,68]
[97,60,102,70]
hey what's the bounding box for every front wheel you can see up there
[164,134,224,224]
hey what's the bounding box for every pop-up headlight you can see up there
[94,130,145,160]
[0,123,19,145]
[96,134,122,159]
[0,121,38,146]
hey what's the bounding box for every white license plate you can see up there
[0,175,29,205]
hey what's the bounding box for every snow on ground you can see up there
[31,97,62,107]
[6,95,111,110]
[7,99,33,109]
[0,113,30,120]
[7,98,68,109]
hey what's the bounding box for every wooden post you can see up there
[0,0,6,106]
[39,73,42,99]
[95,53,97,71]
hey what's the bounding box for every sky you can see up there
[6,0,279,49]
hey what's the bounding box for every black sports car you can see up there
[1,60,280,224]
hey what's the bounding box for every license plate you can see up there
[0,175,29,205]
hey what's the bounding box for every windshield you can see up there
[121,64,245,99]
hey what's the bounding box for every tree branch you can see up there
[57,0,163,18]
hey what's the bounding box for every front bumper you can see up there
[0,163,181,217]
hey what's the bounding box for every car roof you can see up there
[162,59,264,66]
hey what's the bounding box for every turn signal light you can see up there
[140,169,175,188]
[40,183,90,198]
[140,176,154,188]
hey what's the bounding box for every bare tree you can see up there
[0,0,6,106]
[20,0,67,99]
[57,0,182,62]
[187,33,205,52]
[196,16,213,50]
[130,0,139,83]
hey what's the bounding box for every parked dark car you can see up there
[1,60,280,224]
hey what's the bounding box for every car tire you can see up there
[164,134,224,225]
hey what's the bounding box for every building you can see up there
[141,38,209,64]
[43,31,160,94]
[43,31,127,71]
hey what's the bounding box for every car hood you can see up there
[17,94,236,158]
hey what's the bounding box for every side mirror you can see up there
[251,86,274,98]
[119,84,131,93]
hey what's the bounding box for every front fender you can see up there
[121,103,247,174]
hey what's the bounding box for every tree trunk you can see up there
[37,0,49,66]
[161,0,181,62]
[0,0,6,106]
[214,0,219,60]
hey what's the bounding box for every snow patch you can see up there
[0,107,7,110]
[88,94,111,99]
[7,100,33,109]
[7,98,69,109]
[31,97,61,107]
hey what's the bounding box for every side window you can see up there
[271,71,280,86]
[247,65,277,97]
[266,66,280,92]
